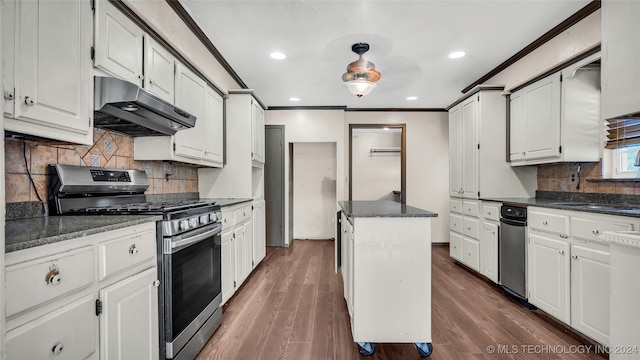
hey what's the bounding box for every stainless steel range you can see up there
[48,164,223,360]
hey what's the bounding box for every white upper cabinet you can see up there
[509,52,601,166]
[448,106,462,197]
[460,96,479,199]
[94,0,144,86]
[601,0,640,120]
[203,86,224,167]
[174,63,207,160]
[251,98,265,165]
[3,0,93,145]
[144,35,176,104]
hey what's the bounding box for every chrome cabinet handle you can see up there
[592,229,599,235]
[153,280,160,287]
[52,343,64,355]
[24,96,35,106]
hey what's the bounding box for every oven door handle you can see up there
[165,223,222,254]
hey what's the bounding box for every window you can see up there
[610,145,640,178]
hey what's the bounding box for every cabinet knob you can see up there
[4,90,14,100]
[558,250,565,255]
[129,244,139,255]
[149,79,154,85]
[487,211,491,215]
[51,343,64,355]
[571,255,578,260]
[592,229,599,235]
[153,280,160,287]
[46,269,62,286]
[542,220,548,225]
[138,74,144,80]
[467,227,471,230]
[24,96,35,106]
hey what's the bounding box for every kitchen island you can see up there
[338,200,437,356]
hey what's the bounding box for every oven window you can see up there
[170,236,221,337]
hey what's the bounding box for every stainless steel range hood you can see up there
[94,76,196,136]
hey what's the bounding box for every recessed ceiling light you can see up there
[270,52,286,60]
[449,51,466,59]
[406,96,418,101]
[289,97,300,102]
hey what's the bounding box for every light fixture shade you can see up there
[345,80,376,97]
[342,43,381,97]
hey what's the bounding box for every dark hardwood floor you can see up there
[196,240,606,360]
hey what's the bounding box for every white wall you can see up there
[264,110,346,246]
[351,130,401,201]
[346,112,450,244]
[486,10,601,91]
[292,143,337,239]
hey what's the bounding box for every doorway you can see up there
[291,142,337,240]
[349,124,406,203]
[265,125,285,247]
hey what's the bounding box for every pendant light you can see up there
[342,43,381,97]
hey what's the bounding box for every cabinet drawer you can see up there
[234,204,252,224]
[449,231,463,261]
[450,213,463,233]
[571,216,633,243]
[462,217,480,240]
[6,295,96,359]
[462,200,480,217]
[6,246,94,317]
[98,227,156,281]
[528,210,569,235]
[482,203,501,221]
[462,237,480,271]
[450,199,463,214]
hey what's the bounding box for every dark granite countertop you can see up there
[205,198,253,207]
[5,215,161,253]
[481,196,640,218]
[339,200,438,218]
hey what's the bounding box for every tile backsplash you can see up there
[5,129,198,207]
[537,161,639,195]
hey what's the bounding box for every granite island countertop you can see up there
[339,200,438,218]
[5,215,161,253]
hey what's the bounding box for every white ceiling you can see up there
[178,0,591,109]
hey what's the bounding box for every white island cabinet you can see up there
[338,200,436,357]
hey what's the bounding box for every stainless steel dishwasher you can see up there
[499,205,532,306]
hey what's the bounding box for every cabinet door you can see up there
[244,220,254,273]
[203,86,224,166]
[601,0,640,120]
[221,229,235,305]
[6,294,96,360]
[523,73,561,160]
[448,105,462,197]
[174,63,206,160]
[449,231,463,261]
[252,201,266,266]
[9,0,93,144]
[462,237,480,271]
[509,92,526,161]
[94,0,144,86]
[144,35,175,104]
[461,96,478,198]
[233,224,247,287]
[481,222,499,283]
[571,245,610,345]
[528,232,570,323]
[251,99,265,164]
[100,267,159,360]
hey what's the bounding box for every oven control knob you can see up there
[216,211,222,221]
[209,213,216,222]
[199,215,208,225]
[179,220,189,231]
[189,218,198,228]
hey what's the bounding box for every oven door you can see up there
[163,223,222,358]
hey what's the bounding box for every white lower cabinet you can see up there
[528,231,571,323]
[5,222,159,360]
[252,200,266,267]
[100,267,159,360]
[449,231,463,261]
[480,222,499,283]
[6,294,97,359]
[220,201,265,305]
[527,207,639,345]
